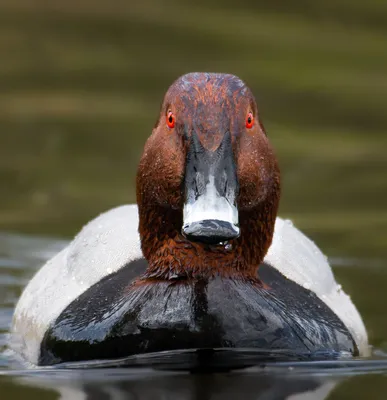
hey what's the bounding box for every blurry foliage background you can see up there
[0,0,386,340]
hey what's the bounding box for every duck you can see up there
[10,72,369,366]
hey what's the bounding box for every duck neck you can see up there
[138,203,277,281]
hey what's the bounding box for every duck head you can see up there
[137,73,280,279]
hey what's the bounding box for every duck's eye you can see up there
[246,112,254,129]
[166,111,175,129]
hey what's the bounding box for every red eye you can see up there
[246,112,254,129]
[166,110,175,129]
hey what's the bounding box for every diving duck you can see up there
[11,73,368,366]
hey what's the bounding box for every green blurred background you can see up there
[0,0,386,398]
[1,0,386,256]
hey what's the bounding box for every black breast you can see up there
[39,261,357,365]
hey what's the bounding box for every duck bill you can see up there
[182,130,240,245]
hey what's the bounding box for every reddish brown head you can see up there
[136,73,280,279]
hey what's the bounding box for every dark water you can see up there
[1,0,387,398]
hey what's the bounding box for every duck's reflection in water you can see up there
[18,371,339,400]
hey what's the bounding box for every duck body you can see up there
[12,206,366,366]
[11,73,368,366]
[40,267,355,365]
